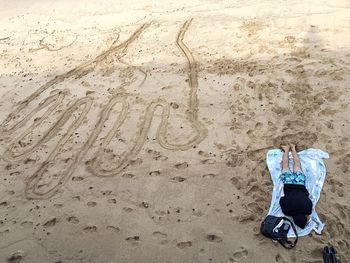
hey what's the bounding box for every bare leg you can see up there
[290,144,303,173]
[281,145,291,172]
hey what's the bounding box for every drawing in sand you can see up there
[1,20,207,199]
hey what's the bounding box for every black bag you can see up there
[260,215,298,249]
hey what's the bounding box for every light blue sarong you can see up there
[266,148,329,237]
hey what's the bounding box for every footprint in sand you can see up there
[201,159,216,164]
[107,198,117,204]
[83,226,97,233]
[171,176,186,182]
[20,221,33,227]
[106,225,120,232]
[123,207,133,213]
[7,251,24,263]
[176,241,192,248]
[174,162,189,169]
[122,173,136,178]
[152,231,168,239]
[6,190,15,196]
[275,253,288,263]
[43,218,57,228]
[0,229,10,236]
[67,216,79,224]
[152,231,168,244]
[149,170,161,176]
[202,173,218,178]
[230,177,242,190]
[125,236,140,245]
[0,201,8,208]
[101,190,112,196]
[87,201,97,207]
[206,234,223,243]
[72,196,81,201]
[229,247,248,262]
[71,176,84,181]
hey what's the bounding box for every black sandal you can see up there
[323,246,341,263]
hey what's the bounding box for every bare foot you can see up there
[281,145,290,152]
[290,144,296,151]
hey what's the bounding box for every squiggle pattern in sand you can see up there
[0,19,207,199]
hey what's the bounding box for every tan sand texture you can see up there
[0,0,350,262]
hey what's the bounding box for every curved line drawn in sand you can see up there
[29,35,79,52]
[89,18,207,177]
[0,19,207,199]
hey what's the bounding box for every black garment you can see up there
[279,184,312,229]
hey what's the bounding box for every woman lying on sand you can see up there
[279,144,312,229]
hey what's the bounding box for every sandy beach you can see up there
[0,0,350,262]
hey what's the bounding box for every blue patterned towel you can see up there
[266,148,329,237]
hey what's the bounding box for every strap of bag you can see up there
[277,217,298,249]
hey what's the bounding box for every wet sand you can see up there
[0,0,350,262]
